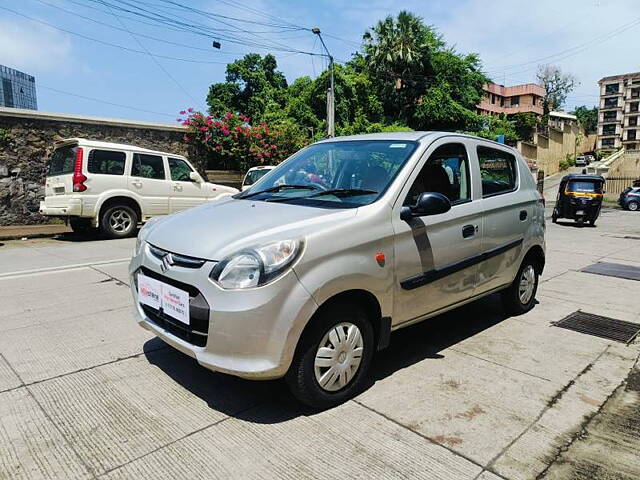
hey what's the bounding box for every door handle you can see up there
[462,224,477,238]
[519,210,528,221]
[174,184,183,191]
[131,181,142,188]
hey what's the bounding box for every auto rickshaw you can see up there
[552,174,605,226]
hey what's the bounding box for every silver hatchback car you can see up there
[130,132,545,408]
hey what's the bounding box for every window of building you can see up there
[631,89,640,99]
[604,97,618,108]
[510,96,520,107]
[131,153,165,180]
[168,158,194,181]
[603,111,617,121]
[605,83,620,95]
[630,102,639,113]
[628,130,637,141]
[477,146,517,197]
[404,143,471,206]
[602,125,616,135]
[629,117,638,126]
[602,138,615,147]
[87,150,126,175]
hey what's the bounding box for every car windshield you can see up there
[235,140,419,208]
[243,168,272,186]
[568,180,602,193]
[48,145,77,176]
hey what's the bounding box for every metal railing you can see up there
[604,176,638,198]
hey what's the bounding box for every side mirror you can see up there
[189,171,203,183]
[401,192,451,221]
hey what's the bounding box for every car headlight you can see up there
[210,239,302,289]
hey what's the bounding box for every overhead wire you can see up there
[101,2,202,107]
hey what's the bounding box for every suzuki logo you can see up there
[160,253,174,273]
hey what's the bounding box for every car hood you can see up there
[146,197,357,260]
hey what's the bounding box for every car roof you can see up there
[314,131,518,150]
[55,138,186,157]
[562,174,605,181]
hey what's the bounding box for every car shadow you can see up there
[143,292,514,423]
[554,220,595,228]
[51,229,140,242]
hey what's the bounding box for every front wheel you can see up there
[286,303,374,409]
[628,201,639,212]
[100,205,138,239]
[501,259,539,316]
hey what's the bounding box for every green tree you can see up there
[536,64,578,115]
[363,11,443,123]
[572,105,598,133]
[206,53,288,122]
[511,112,538,141]
[363,11,487,131]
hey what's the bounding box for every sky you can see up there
[0,0,639,124]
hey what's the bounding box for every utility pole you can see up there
[312,27,335,137]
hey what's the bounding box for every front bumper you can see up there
[129,243,318,380]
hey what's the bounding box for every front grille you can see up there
[148,243,206,269]
[136,267,210,347]
[552,311,640,344]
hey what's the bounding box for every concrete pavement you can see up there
[1,209,639,479]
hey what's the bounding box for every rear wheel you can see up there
[286,302,374,409]
[501,259,539,316]
[628,201,639,212]
[551,212,558,223]
[100,205,138,239]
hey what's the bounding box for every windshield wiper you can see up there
[306,188,378,198]
[238,184,319,199]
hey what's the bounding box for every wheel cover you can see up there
[519,265,536,305]
[630,202,639,211]
[109,209,133,233]
[314,322,364,392]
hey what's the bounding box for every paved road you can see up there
[1,210,639,479]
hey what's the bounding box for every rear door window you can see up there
[131,153,165,180]
[48,145,77,176]
[477,146,518,197]
[168,157,194,181]
[88,149,126,175]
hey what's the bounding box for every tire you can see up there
[69,218,93,234]
[589,218,597,227]
[576,217,584,227]
[628,201,639,212]
[551,213,558,223]
[286,302,374,409]
[501,258,539,316]
[100,205,138,239]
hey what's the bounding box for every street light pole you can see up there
[312,27,335,137]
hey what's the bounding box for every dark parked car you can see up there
[619,187,640,211]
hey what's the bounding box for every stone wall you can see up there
[0,108,187,225]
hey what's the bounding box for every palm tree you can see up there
[363,11,442,121]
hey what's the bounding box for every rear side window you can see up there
[88,149,126,175]
[477,146,518,197]
[131,153,165,180]
[168,157,193,181]
[48,145,77,176]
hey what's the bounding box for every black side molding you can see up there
[400,238,524,290]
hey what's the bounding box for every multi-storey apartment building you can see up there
[597,72,640,151]
[0,65,37,110]
[476,83,545,117]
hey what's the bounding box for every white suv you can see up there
[40,138,238,238]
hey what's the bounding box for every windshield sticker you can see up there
[389,143,407,148]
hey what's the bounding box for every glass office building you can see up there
[0,65,37,110]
